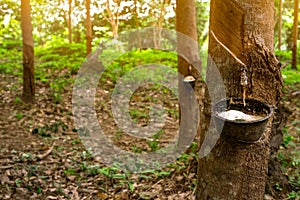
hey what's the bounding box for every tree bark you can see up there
[153,0,171,49]
[176,0,202,153]
[133,0,141,48]
[68,0,72,43]
[106,0,119,39]
[86,0,92,55]
[196,0,283,199]
[291,0,298,69]
[21,0,35,104]
[176,0,200,76]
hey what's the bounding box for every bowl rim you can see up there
[212,97,274,124]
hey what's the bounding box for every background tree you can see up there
[152,0,171,49]
[273,0,295,51]
[68,0,73,43]
[105,0,120,39]
[176,0,201,157]
[29,0,69,44]
[21,0,35,104]
[196,0,283,199]
[291,0,298,69]
[86,0,92,55]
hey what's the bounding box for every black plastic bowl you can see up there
[212,98,273,143]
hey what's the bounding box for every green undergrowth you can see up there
[100,48,178,84]
[0,39,178,103]
[35,40,86,102]
[0,41,22,75]
[276,49,300,85]
[282,65,300,85]
[278,122,300,199]
[275,49,300,199]
[62,141,198,193]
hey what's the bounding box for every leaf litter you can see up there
[0,72,197,200]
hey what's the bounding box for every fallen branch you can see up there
[37,142,55,160]
[71,186,79,200]
[0,165,14,169]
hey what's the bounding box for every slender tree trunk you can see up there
[176,0,200,76]
[133,0,141,48]
[176,0,201,153]
[291,0,299,69]
[196,0,283,199]
[21,0,35,104]
[156,0,171,49]
[278,0,282,50]
[86,0,92,55]
[68,0,72,43]
[105,0,119,39]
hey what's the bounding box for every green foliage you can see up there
[274,0,297,50]
[147,130,165,152]
[80,150,93,160]
[275,50,300,85]
[32,121,68,137]
[35,39,86,72]
[0,39,87,105]
[15,112,24,120]
[15,97,21,104]
[196,0,210,46]
[0,17,22,44]
[282,66,300,85]
[34,39,86,102]
[101,49,177,84]
[288,191,300,199]
[130,145,143,153]
[21,153,34,161]
[276,49,300,64]
[0,40,22,75]
[278,121,300,198]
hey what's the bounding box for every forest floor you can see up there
[0,71,299,200]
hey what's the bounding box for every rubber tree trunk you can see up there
[176,0,202,151]
[68,0,72,43]
[86,0,92,55]
[291,0,299,69]
[176,0,199,75]
[196,0,283,199]
[21,0,35,104]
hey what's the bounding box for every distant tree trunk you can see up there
[196,0,283,199]
[68,0,73,43]
[133,0,141,48]
[176,0,201,153]
[291,0,299,69]
[86,0,92,55]
[21,0,35,104]
[105,0,119,39]
[153,0,171,49]
[278,0,282,50]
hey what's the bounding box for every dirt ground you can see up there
[0,72,299,199]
